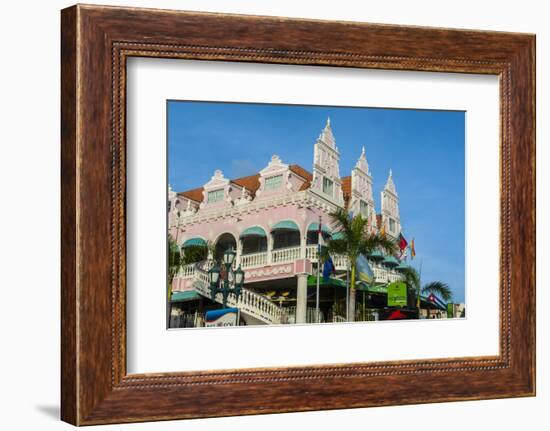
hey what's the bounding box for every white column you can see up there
[296,273,308,324]
[235,239,243,267]
[267,235,273,265]
[300,233,307,259]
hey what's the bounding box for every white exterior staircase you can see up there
[191,261,286,325]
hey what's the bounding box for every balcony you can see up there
[240,251,268,269]
[175,244,404,285]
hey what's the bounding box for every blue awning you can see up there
[239,226,267,238]
[171,290,202,302]
[307,222,331,235]
[182,237,207,248]
[271,220,300,232]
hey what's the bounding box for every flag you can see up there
[356,254,374,284]
[410,238,416,259]
[323,256,335,282]
[398,233,408,252]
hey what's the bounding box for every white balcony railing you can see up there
[240,251,268,269]
[175,248,404,285]
[193,262,286,325]
[305,245,347,270]
[271,246,301,264]
[177,263,196,278]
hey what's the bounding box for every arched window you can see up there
[271,220,301,249]
[214,233,237,262]
[239,227,267,255]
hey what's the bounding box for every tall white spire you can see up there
[318,117,336,149]
[384,169,397,195]
[351,145,374,227]
[311,118,344,205]
[381,168,400,237]
[355,145,370,175]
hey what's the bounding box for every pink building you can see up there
[168,119,405,327]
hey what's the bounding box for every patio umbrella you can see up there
[386,309,408,320]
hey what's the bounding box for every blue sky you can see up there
[168,101,465,303]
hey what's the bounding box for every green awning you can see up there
[307,223,331,235]
[356,281,388,294]
[171,290,202,302]
[332,232,345,240]
[307,275,347,288]
[182,237,207,248]
[271,220,300,232]
[240,226,267,238]
[382,255,400,267]
[368,249,384,260]
[395,262,410,272]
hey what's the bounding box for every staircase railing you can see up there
[192,261,286,325]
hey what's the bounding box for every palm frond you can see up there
[421,281,452,302]
[401,266,420,291]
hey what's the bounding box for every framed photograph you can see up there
[61,4,535,425]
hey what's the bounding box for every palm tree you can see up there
[401,267,452,317]
[325,208,396,321]
[422,281,452,302]
[167,235,183,328]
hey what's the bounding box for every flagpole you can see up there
[316,215,321,323]
[417,258,423,319]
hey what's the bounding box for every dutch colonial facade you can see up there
[168,119,407,327]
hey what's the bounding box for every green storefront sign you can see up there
[387,282,407,307]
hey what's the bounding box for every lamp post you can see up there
[208,247,245,307]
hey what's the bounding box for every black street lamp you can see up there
[208,247,245,307]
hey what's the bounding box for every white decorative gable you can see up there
[256,155,292,198]
[381,169,401,237]
[200,169,233,208]
[350,147,376,229]
[311,118,344,205]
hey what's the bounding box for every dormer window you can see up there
[207,189,224,203]
[322,177,334,196]
[265,174,283,191]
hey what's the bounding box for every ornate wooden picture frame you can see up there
[61,4,535,425]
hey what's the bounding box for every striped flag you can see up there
[410,238,416,259]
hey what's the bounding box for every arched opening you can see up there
[240,226,267,255]
[306,222,332,245]
[271,220,301,249]
[181,237,208,264]
[214,233,237,262]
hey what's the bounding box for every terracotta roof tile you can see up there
[376,214,382,229]
[231,174,261,196]
[179,187,203,203]
[289,164,312,181]
[177,165,313,201]
[341,176,352,208]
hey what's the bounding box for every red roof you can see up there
[341,176,352,208]
[177,165,311,203]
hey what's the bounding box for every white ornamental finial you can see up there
[385,169,396,194]
[327,117,331,127]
